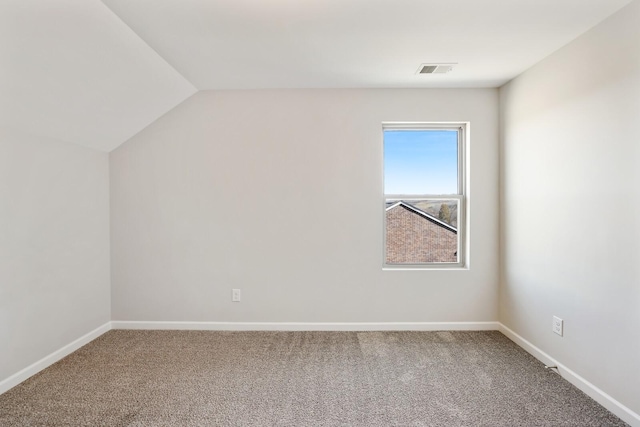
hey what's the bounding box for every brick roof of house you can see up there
[385,201,457,232]
[385,201,458,264]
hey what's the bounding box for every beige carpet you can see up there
[0,330,628,426]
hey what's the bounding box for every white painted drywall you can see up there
[500,0,640,417]
[103,0,631,89]
[110,89,499,323]
[0,128,110,383]
[0,0,196,152]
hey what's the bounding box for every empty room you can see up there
[1,0,639,425]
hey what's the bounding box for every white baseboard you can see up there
[111,320,500,331]
[0,322,112,395]
[498,323,640,427]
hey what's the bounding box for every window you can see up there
[383,123,467,268]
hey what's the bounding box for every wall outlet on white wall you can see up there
[552,316,563,336]
[232,289,241,302]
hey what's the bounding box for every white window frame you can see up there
[382,122,468,269]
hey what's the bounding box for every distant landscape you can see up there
[386,200,458,228]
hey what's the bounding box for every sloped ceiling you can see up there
[0,0,196,152]
[0,0,633,151]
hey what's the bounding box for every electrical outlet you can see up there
[552,316,563,336]
[232,289,241,302]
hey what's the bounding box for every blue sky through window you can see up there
[384,129,458,194]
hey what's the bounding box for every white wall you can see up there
[500,0,640,418]
[110,89,499,323]
[0,128,110,383]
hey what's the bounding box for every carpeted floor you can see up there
[0,330,628,426]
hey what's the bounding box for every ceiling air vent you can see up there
[417,63,455,74]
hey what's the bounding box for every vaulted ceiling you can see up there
[0,0,632,151]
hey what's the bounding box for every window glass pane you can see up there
[385,199,459,264]
[384,130,458,195]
